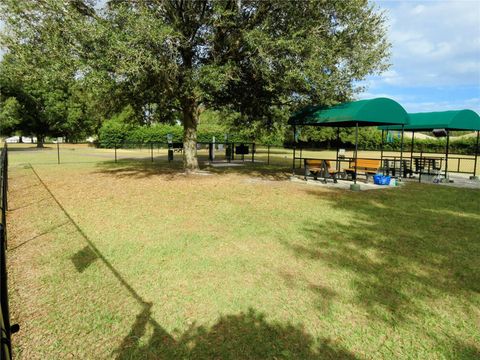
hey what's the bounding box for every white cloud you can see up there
[411,4,426,15]
[357,88,480,114]
[374,0,480,87]
[402,98,480,113]
[357,92,406,102]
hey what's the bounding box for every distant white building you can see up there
[5,136,37,143]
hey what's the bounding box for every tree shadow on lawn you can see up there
[93,159,291,181]
[7,146,55,151]
[449,340,480,360]
[92,159,186,179]
[33,163,352,358]
[114,305,359,360]
[284,184,480,324]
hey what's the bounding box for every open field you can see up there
[5,146,480,359]
[6,142,480,175]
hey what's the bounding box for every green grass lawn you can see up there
[5,149,480,359]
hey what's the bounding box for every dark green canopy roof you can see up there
[379,110,480,131]
[289,98,409,127]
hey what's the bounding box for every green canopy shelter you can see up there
[289,98,410,187]
[379,110,480,179]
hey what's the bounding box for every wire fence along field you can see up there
[6,141,480,176]
[1,143,19,360]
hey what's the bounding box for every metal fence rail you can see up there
[1,143,18,360]
[6,140,480,175]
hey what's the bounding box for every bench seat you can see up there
[304,159,339,183]
[345,159,380,182]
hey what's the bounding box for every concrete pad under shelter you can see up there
[289,175,398,191]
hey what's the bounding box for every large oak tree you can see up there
[1,0,390,169]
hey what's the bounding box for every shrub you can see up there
[284,131,479,155]
[98,123,253,148]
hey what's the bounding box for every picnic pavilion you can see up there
[289,97,410,190]
[379,110,480,180]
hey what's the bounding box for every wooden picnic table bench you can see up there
[345,159,380,182]
[382,159,413,178]
[304,159,339,183]
[413,156,443,175]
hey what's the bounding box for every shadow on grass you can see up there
[8,195,47,211]
[9,221,70,251]
[71,245,98,273]
[284,183,480,324]
[30,164,353,359]
[92,159,187,179]
[26,162,479,357]
[7,146,54,151]
[449,340,480,360]
[114,306,358,360]
[92,158,291,181]
[279,270,337,315]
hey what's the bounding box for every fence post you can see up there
[399,125,404,179]
[114,144,117,163]
[251,143,255,163]
[472,131,479,178]
[419,148,423,180]
[57,141,60,165]
[2,147,6,235]
[150,142,153,162]
[4,144,8,211]
[1,222,12,357]
[1,141,18,359]
[299,146,303,168]
[267,145,270,165]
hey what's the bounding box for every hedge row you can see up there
[291,136,479,155]
[98,123,250,148]
[99,122,479,155]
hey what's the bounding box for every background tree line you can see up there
[4,1,472,165]
[96,107,480,155]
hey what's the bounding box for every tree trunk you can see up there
[182,98,199,172]
[36,135,44,148]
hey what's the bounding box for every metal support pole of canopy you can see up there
[399,125,404,178]
[335,127,340,171]
[473,131,479,178]
[380,129,384,175]
[299,146,303,168]
[410,131,415,176]
[292,125,296,176]
[380,130,384,160]
[354,122,359,185]
[445,130,450,179]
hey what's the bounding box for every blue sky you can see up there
[359,0,480,114]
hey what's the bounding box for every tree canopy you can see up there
[0,0,390,165]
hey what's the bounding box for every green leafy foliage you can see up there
[0,97,22,135]
[291,129,479,155]
[98,122,252,148]
[1,0,391,165]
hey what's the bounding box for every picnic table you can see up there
[412,156,443,175]
[382,159,412,178]
[304,159,339,183]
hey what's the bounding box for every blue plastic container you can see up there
[373,174,391,185]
